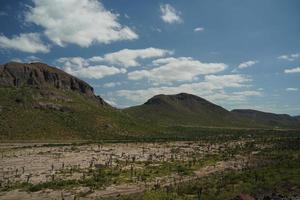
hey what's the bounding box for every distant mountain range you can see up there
[0,62,299,140]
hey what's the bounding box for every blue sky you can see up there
[0,0,299,115]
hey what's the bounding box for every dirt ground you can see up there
[0,140,254,200]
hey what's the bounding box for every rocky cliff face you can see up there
[0,62,95,97]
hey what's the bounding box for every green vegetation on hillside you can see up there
[125,93,300,129]
[0,86,150,140]
[0,63,299,141]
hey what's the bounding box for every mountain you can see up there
[125,93,249,127]
[0,62,107,103]
[125,93,300,128]
[0,62,141,140]
[231,109,300,128]
[0,62,299,141]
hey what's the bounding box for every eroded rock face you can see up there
[0,62,94,97]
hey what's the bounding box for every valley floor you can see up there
[0,132,299,200]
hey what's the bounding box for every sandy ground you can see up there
[0,141,247,200]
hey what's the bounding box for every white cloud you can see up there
[103,82,122,88]
[104,99,118,107]
[194,27,204,32]
[232,90,262,96]
[116,74,257,105]
[57,57,126,79]
[160,4,182,24]
[286,88,298,91]
[284,67,300,74]
[10,58,23,63]
[237,60,258,69]
[128,57,227,84]
[88,56,104,63]
[101,48,172,68]
[204,75,251,88]
[26,0,138,47]
[55,47,172,78]
[11,55,42,63]
[57,57,88,70]
[0,33,50,53]
[66,65,124,79]
[278,53,299,61]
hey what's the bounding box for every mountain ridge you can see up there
[0,62,299,140]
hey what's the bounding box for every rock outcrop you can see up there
[0,62,109,106]
[0,62,94,97]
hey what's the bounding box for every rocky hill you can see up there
[0,62,108,104]
[1,62,94,94]
[0,62,139,140]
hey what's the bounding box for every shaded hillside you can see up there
[125,93,251,127]
[231,109,300,128]
[0,62,143,140]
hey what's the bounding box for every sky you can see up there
[0,0,299,115]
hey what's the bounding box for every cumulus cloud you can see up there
[284,67,300,74]
[194,27,204,32]
[0,33,50,53]
[66,65,124,79]
[116,74,257,105]
[26,0,138,47]
[160,4,182,24]
[128,57,227,84]
[278,53,299,61]
[55,47,172,78]
[57,57,125,79]
[237,60,258,69]
[286,88,298,91]
[101,48,172,68]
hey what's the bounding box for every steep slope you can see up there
[231,109,300,128]
[125,93,249,127]
[0,62,140,140]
